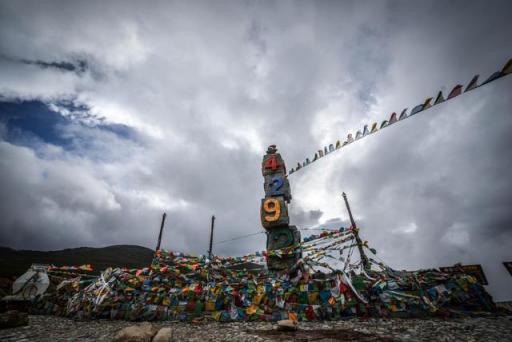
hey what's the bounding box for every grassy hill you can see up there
[0,245,155,277]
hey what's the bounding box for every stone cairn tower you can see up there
[260,145,301,272]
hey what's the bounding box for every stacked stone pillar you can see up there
[260,145,301,272]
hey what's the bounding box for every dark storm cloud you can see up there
[21,59,88,74]
[0,0,511,300]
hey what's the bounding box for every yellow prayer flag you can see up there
[246,304,258,315]
[422,97,433,109]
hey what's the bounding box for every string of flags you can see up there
[203,227,356,268]
[288,58,512,175]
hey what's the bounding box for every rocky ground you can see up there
[0,315,511,341]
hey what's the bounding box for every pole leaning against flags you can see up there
[342,192,370,271]
[208,215,216,260]
[155,212,167,252]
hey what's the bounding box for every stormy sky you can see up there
[0,1,511,300]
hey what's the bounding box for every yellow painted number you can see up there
[263,198,281,222]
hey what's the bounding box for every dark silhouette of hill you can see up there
[0,245,155,276]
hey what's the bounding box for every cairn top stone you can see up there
[266,145,277,154]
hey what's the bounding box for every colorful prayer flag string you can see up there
[288,58,512,176]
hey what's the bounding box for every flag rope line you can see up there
[212,227,343,246]
[287,58,512,176]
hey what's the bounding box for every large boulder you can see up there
[152,327,173,342]
[0,310,28,329]
[112,322,158,342]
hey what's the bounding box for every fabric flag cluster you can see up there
[28,227,496,322]
[288,58,512,175]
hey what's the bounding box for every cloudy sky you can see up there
[0,0,511,300]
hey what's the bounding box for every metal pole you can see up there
[208,215,215,260]
[342,192,370,271]
[156,212,167,251]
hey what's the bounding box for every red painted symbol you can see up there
[264,155,280,171]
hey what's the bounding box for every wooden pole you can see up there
[155,212,166,251]
[208,215,215,260]
[342,192,370,271]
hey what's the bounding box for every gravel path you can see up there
[0,315,511,341]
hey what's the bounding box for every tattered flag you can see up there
[380,120,388,128]
[370,122,378,133]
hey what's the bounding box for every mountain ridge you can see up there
[0,244,155,277]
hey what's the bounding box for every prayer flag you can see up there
[465,75,479,92]
[388,112,397,124]
[482,71,502,85]
[447,85,463,99]
[503,262,512,276]
[422,97,433,110]
[370,122,378,133]
[434,91,445,105]
[410,104,424,115]
[501,58,512,75]
[399,109,408,120]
